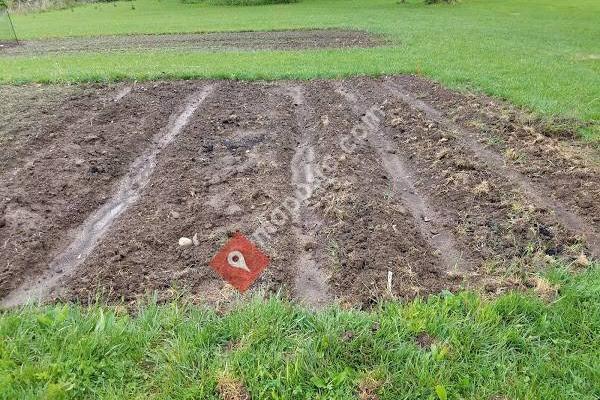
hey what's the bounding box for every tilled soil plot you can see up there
[0,29,383,56]
[0,77,598,308]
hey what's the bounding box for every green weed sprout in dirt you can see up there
[1,265,599,399]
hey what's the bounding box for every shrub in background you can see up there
[6,0,119,13]
[205,0,299,5]
[398,0,457,4]
[7,0,78,13]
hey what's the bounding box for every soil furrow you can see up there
[1,77,596,306]
[301,81,458,305]
[334,82,469,272]
[1,86,215,307]
[345,77,580,294]
[283,84,332,308]
[56,82,299,305]
[0,82,199,302]
[384,77,600,258]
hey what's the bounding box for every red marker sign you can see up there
[209,232,269,292]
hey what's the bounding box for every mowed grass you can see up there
[2,0,599,139]
[1,265,599,399]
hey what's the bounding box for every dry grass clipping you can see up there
[532,276,558,301]
[358,375,383,400]
[216,373,250,400]
[472,180,490,196]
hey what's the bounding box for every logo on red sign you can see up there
[209,232,269,292]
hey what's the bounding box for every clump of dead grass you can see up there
[357,374,384,400]
[216,373,250,400]
[472,180,490,196]
[574,253,590,268]
[504,148,520,162]
[531,276,558,301]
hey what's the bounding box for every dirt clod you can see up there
[304,241,317,251]
[415,332,435,349]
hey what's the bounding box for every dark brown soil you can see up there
[0,77,598,308]
[0,29,383,56]
[303,81,460,304]
[0,82,199,299]
[55,81,304,305]
[0,41,19,49]
[384,76,600,257]
[415,332,435,349]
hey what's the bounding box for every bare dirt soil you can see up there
[0,77,598,308]
[0,41,18,49]
[0,29,383,56]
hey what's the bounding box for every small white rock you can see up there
[178,237,193,248]
[192,233,200,247]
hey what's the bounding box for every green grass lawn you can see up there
[1,265,599,399]
[1,0,599,139]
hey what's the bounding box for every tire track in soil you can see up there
[302,82,458,305]
[283,84,332,308]
[383,78,600,258]
[57,82,299,305]
[334,82,469,272]
[1,85,215,307]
